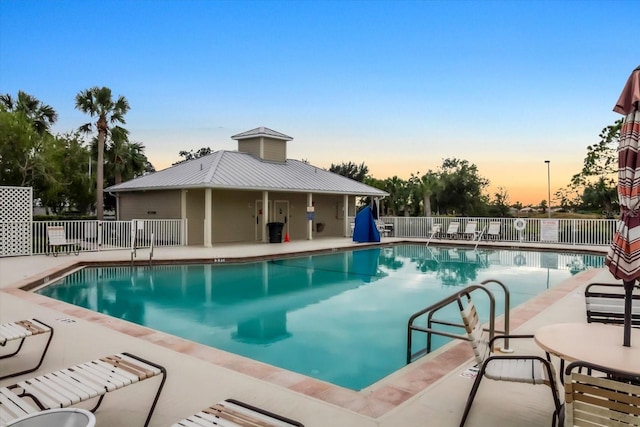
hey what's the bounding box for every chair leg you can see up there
[542,360,562,427]
[459,366,486,427]
[0,320,54,380]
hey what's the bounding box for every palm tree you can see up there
[418,172,441,217]
[0,91,57,134]
[107,135,149,185]
[75,87,130,220]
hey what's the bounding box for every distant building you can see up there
[106,127,388,246]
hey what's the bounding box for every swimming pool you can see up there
[37,244,604,390]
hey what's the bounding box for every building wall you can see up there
[262,138,286,162]
[185,189,205,245]
[211,190,257,243]
[238,139,260,158]
[237,137,286,162]
[118,191,181,219]
[118,189,356,245]
[308,194,353,237]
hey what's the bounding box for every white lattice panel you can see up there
[0,186,32,256]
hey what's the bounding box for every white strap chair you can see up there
[458,296,561,427]
[0,352,166,427]
[0,319,54,380]
[173,399,304,427]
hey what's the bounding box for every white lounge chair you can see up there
[46,226,79,257]
[445,222,460,239]
[173,399,304,427]
[0,319,53,380]
[0,352,166,427]
[486,221,501,240]
[425,224,441,246]
[462,221,478,240]
[457,295,561,426]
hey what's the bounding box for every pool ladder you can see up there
[130,230,155,267]
[406,279,511,364]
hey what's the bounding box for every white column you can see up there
[181,190,188,245]
[307,193,313,240]
[204,188,212,248]
[262,191,269,243]
[343,194,349,237]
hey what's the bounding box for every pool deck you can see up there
[0,237,624,426]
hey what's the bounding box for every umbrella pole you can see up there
[623,279,635,347]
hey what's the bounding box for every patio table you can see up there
[534,322,640,376]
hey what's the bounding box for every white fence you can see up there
[364,216,618,246]
[23,219,186,256]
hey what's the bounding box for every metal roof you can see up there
[106,150,388,197]
[231,127,293,141]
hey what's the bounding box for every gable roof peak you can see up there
[231,126,293,141]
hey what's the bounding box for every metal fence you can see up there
[28,219,186,255]
[363,216,618,246]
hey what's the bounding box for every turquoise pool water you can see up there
[37,244,604,390]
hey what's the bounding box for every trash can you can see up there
[266,222,284,243]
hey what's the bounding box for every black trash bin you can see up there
[266,222,284,243]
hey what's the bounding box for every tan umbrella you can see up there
[605,65,640,347]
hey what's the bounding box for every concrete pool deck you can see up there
[0,238,623,426]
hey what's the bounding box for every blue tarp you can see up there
[352,206,380,243]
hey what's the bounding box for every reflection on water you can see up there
[37,245,603,390]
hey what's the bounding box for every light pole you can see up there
[544,160,551,218]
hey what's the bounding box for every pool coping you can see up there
[0,243,603,420]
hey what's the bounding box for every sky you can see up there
[1,0,637,206]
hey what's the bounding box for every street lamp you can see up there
[544,160,551,218]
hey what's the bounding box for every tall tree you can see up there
[75,87,130,220]
[0,91,58,134]
[410,171,441,217]
[173,147,212,165]
[329,161,369,182]
[561,119,622,212]
[106,128,151,185]
[435,158,489,216]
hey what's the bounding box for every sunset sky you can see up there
[1,0,637,205]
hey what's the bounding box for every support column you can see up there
[262,191,269,243]
[181,190,188,245]
[343,194,349,237]
[307,193,313,240]
[204,188,212,248]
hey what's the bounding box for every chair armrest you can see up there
[488,334,534,347]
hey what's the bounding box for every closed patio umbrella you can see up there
[605,65,640,347]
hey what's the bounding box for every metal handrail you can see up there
[406,280,512,364]
[480,279,512,352]
[149,232,154,266]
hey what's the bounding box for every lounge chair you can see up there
[457,295,561,427]
[445,222,460,239]
[172,398,304,427]
[46,226,79,257]
[375,220,391,237]
[425,224,441,246]
[585,282,640,327]
[563,360,640,426]
[462,221,478,240]
[0,319,53,380]
[0,352,166,427]
[486,221,501,240]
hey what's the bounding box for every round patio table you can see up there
[534,322,640,375]
[6,408,96,427]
